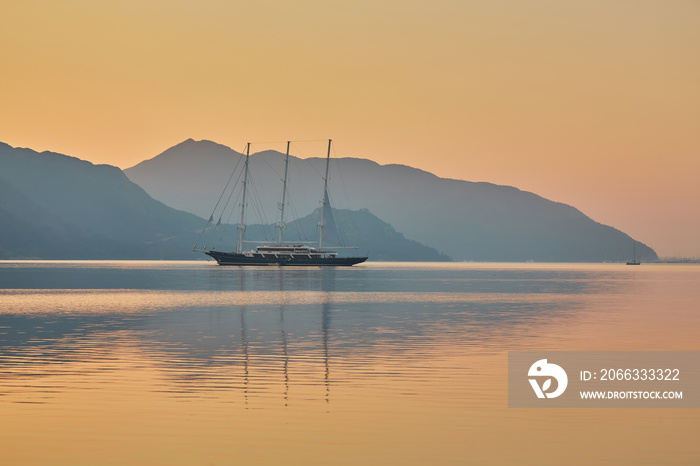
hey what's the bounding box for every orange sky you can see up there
[2,0,699,257]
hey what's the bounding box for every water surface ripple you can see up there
[1,261,699,465]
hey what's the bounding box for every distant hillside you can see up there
[0,176,114,259]
[126,139,658,262]
[0,142,203,259]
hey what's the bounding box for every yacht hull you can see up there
[205,250,367,267]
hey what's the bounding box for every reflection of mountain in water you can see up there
[0,265,628,404]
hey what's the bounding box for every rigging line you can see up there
[203,221,218,250]
[196,152,243,249]
[287,199,308,242]
[334,157,352,210]
[291,141,326,180]
[236,143,250,155]
[326,189,348,246]
[328,143,351,207]
[289,141,303,157]
[250,139,329,146]
[247,141,295,158]
[342,205,363,247]
[259,149,283,183]
[194,215,213,250]
[303,156,324,180]
[193,219,212,250]
[328,144,363,248]
[288,140,328,158]
[219,163,245,221]
[247,174,267,225]
[331,157,357,245]
[219,188,243,244]
[279,147,312,241]
[254,144,293,240]
[286,160,312,220]
[228,187,243,222]
[330,194,345,247]
[245,146,283,239]
[249,187,272,241]
[209,153,243,220]
[205,186,236,248]
[246,173,275,241]
[214,178,244,246]
[247,142,262,158]
[238,163,267,244]
[288,142,306,169]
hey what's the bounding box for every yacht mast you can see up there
[318,139,331,251]
[277,141,290,246]
[237,143,251,254]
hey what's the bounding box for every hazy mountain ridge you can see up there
[0,176,101,259]
[126,139,657,262]
[0,142,205,259]
[0,142,203,242]
[0,141,447,261]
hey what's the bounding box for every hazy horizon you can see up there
[2,1,698,257]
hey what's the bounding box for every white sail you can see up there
[321,189,341,247]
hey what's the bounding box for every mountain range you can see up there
[0,141,446,261]
[126,139,657,262]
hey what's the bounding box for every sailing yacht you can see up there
[626,241,640,265]
[201,140,368,266]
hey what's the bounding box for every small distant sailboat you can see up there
[626,242,640,265]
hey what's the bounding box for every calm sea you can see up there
[1,261,699,465]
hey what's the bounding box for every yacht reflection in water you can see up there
[235,270,334,406]
[142,268,340,406]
